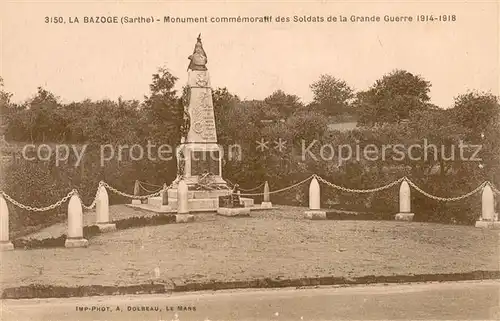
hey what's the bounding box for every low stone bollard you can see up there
[261,181,272,208]
[304,177,326,219]
[475,183,499,228]
[395,180,414,221]
[95,185,116,232]
[65,192,89,248]
[0,194,14,251]
[160,183,171,211]
[131,180,141,205]
[162,184,168,205]
[177,179,189,214]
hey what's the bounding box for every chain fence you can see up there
[225,179,265,192]
[239,182,266,192]
[0,189,76,212]
[490,182,500,195]
[405,179,486,202]
[0,175,498,211]
[138,180,163,188]
[236,176,314,197]
[101,181,169,200]
[80,181,105,210]
[138,181,163,194]
[314,175,404,194]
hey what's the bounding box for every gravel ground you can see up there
[1,205,498,291]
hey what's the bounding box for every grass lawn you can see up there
[1,205,499,292]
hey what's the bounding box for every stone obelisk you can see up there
[147,35,253,212]
[175,34,228,188]
[159,35,229,212]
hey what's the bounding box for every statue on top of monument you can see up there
[187,34,208,71]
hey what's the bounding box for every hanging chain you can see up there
[236,176,314,196]
[101,181,173,200]
[314,175,404,194]
[224,179,264,191]
[138,180,163,188]
[405,179,486,202]
[239,182,266,192]
[138,181,163,194]
[81,181,104,210]
[0,190,75,212]
[489,182,500,195]
[0,175,496,210]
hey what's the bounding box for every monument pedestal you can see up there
[148,190,254,212]
[173,143,229,189]
[146,37,255,213]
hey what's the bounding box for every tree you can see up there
[263,90,303,119]
[0,77,13,135]
[63,98,142,144]
[211,87,240,144]
[142,67,183,145]
[450,91,500,183]
[0,77,12,110]
[286,111,328,145]
[309,75,354,116]
[6,87,68,143]
[451,91,500,142]
[356,70,432,126]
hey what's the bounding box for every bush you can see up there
[1,148,177,234]
[113,214,176,229]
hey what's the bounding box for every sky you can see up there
[1,1,498,109]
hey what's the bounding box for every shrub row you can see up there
[114,214,176,230]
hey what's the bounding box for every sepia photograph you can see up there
[0,0,499,320]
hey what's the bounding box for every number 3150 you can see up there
[45,16,64,23]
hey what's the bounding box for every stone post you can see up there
[177,179,189,214]
[95,185,116,232]
[261,181,272,208]
[237,190,242,206]
[162,184,168,205]
[475,183,499,228]
[395,180,414,221]
[304,177,326,219]
[65,192,89,248]
[160,183,171,212]
[0,194,14,251]
[131,180,141,205]
[176,179,194,223]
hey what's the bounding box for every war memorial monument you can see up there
[146,35,254,212]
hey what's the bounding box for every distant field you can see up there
[1,205,498,291]
[327,121,358,131]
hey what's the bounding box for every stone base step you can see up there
[167,188,231,199]
[147,196,254,212]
